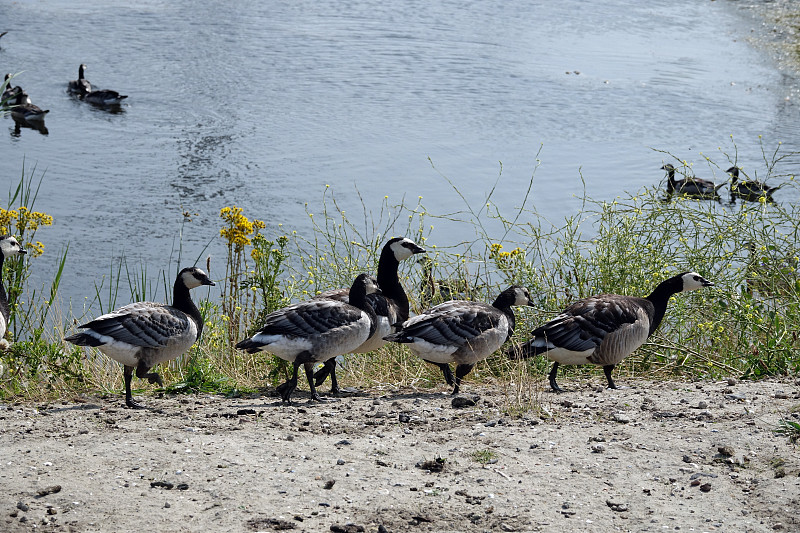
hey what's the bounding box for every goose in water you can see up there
[1,74,26,105]
[312,237,425,394]
[385,285,533,394]
[727,166,781,203]
[65,267,215,408]
[85,89,128,106]
[10,90,48,122]
[508,272,713,392]
[236,273,380,404]
[661,164,724,200]
[67,63,92,96]
[0,236,27,350]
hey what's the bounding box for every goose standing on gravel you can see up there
[236,273,380,404]
[661,164,723,199]
[385,285,533,394]
[67,63,92,96]
[727,166,781,203]
[0,236,27,350]
[508,272,713,392]
[312,237,426,394]
[65,267,215,408]
[10,90,48,122]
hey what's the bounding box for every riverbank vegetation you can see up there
[1,144,799,408]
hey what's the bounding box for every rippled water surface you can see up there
[2,0,799,304]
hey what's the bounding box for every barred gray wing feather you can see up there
[256,300,364,337]
[534,296,647,352]
[79,303,191,348]
[399,302,500,347]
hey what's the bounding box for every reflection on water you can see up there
[11,117,48,136]
[0,0,798,306]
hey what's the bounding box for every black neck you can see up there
[376,247,409,319]
[645,277,682,335]
[173,281,203,338]
[665,167,677,191]
[0,253,8,322]
[492,291,517,338]
[348,280,379,337]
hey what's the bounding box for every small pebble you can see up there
[718,446,735,457]
[727,377,737,386]
[700,483,712,492]
[16,502,29,512]
[336,459,345,465]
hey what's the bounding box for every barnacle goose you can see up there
[236,273,380,404]
[508,272,713,392]
[65,267,214,408]
[312,237,425,393]
[84,89,128,106]
[2,74,23,105]
[661,164,724,199]
[0,236,27,350]
[10,90,48,122]
[385,285,533,394]
[727,166,781,203]
[67,63,92,96]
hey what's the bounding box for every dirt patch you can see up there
[1,378,799,532]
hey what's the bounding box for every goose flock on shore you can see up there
[4,43,775,409]
[0,226,715,407]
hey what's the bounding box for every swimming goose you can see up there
[2,79,30,107]
[10,90,48,122]
[385,285,533,394]
[84,89,128,106]
[661,164,724,199]
[2,74,19,105]
[727,166,781,203]
[312,237,426,393]
[236,273,380,404]
[67,63,92,96]
[508,272,713,392]
[0,236,27,350]
[65,267,215,408]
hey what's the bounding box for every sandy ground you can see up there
[1,377,799,533]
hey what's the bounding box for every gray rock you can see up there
[612,412,631,423]
[452,395,477,408]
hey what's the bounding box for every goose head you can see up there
[726,166,740,185]
[678,272,714,292]
[0,235,27,258]
[348,272,382,302]
[386,237,426,262]
[178,267,215,289]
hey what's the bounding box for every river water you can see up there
[1,0,799,309]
